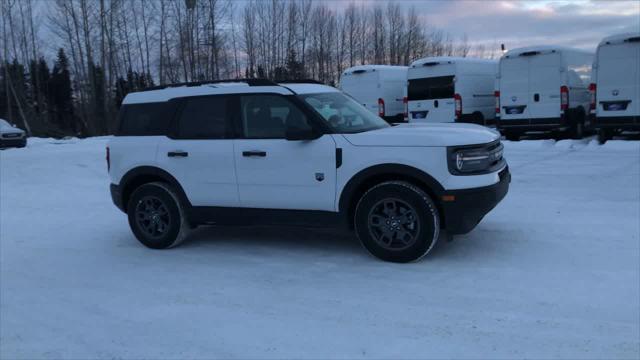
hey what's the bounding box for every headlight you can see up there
[448,140,505,175]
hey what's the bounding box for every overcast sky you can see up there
[332,0,640,52]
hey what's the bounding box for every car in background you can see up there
[0,119,26,149]
[496,46,593,140]
[590,32,640,144]
[339,65,408,123]
[406,57,497,125]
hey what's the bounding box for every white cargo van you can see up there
[590,32,640,143]
[496,46,593,140]
[406,57,497,125]
[340,65,408,122]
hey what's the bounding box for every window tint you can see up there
[177,96,229,139]
[408,76,455,100]
[240,95,311,139]
[118,102,173,136]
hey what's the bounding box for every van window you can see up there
[118,102,174,136]
[177,96,230,139]
[408,76,455,100]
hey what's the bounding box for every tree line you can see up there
[0,0,498,138]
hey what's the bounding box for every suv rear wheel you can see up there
[354,181,440,263]
[127,182,190,249]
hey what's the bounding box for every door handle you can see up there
[242,150,267,157]
[167,151,189,157]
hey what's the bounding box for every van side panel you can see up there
[596,41,640,118]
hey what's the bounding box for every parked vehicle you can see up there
[340,65,408,123]
[107,79,509,263]
[406,57,497,125]
[496,46,593,140]
[0,119,26,149]
[590,32,640,144]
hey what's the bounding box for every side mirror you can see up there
[285,126,319,141]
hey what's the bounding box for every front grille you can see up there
[2,133,23,139]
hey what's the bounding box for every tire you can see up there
[597,129,612,144]
[570,109,585,139]
[505,131,521,141]
[354,181,440,263]
[127,182,190,249]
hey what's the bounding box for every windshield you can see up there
[300,92,390,133]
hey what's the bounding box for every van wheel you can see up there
[354,181,440,263]
[127,182,190,249]
[505,132,521,141]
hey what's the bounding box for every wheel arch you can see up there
[119,166,191,213]
[338,164,446,228]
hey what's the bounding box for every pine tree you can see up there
[49,49,74,132]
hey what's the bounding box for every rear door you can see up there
[499,57,531,120]
[407,73,456,123]
[340,71,380,116]
[597,40,640,117]
[528,52,561,119]
[156,95,239,207]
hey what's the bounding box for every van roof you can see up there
[122,81,339,104]
[409,56,496,68]
[503,45,593,58]
[598,32,640,47]
[342,65,408,75]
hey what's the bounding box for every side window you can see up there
[240,95,311,139]
[118,102,174,136]
[177,96,229,139]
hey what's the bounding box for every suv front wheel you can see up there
[354,181,440,263]
[127,182,190,249]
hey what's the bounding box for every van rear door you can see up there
[527,52,562,119]
[597,39,640,117]
[340,70,380,115]
[407,72,456,122]
[499,56,530,120]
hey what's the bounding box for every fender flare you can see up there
[118,166,192,210]
[338,163,445,216]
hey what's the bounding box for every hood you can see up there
[0,124,24,134]
[342,123,500,147]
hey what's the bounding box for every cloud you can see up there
[331,0,640,51]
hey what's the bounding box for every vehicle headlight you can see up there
[448,140,505,175]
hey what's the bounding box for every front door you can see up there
[233,94,337,211]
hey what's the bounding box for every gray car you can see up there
[0,119,27,148]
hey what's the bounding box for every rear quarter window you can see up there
[118,102,175,136]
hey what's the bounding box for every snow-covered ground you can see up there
[1,137,639,359]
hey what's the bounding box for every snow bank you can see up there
[1,137,638,359]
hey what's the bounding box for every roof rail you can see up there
[275,79,325,85]
[145,78,277,91]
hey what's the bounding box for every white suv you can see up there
[108,79,510,262]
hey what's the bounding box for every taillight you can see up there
[378,98,385,117]
[106,146,110,172]
[454,94,462,119]
[560,85,569,111]
[589,83,597,113]
[403,97,408,121]
[495,91,501,116]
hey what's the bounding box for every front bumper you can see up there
[441,166,510,235]
[0,137,26,148]
[592,115,640,130]
[110,183,126,212]
[496,117,567,132]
